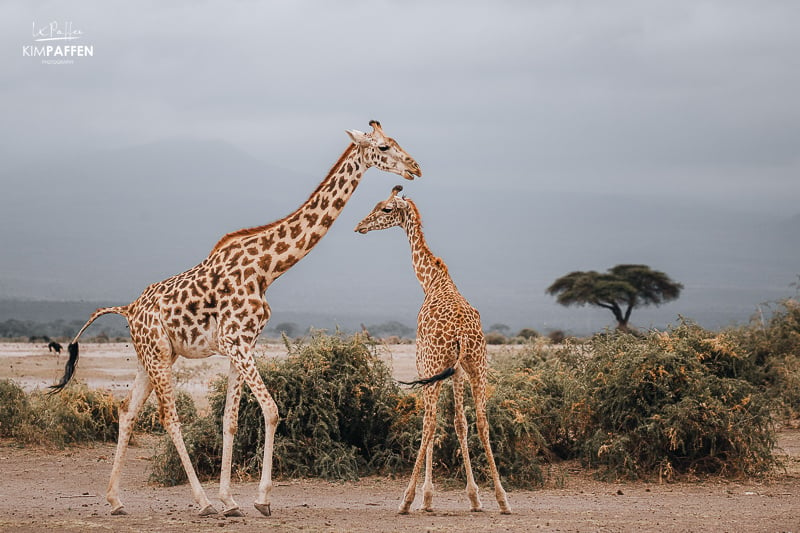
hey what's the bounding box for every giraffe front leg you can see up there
[224,345,279,517]
[453,370,482,512]
[107,365,152,515]
[255,406,278,517]
[219,365,245,517]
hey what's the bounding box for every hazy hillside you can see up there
[2,140,798,335]
[1,139,313,300]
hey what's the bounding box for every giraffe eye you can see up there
[378,145,390,152]
[381,207,393,213]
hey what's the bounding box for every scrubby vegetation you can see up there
[2,298,799,489]
[0,380,120,445]
[0,379,29,438]
[574,322,776,480]
[150,333,415,485]
[727,298,800,421]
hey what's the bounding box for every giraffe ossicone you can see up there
[355,185,511,515]
[50,121,420,517]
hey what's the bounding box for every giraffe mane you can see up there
[404,197,450,275]
[210,143,358,254]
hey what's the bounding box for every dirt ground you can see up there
[2,342,800,532]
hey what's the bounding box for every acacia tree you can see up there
[546,264,683,331]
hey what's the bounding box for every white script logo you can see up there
[23,22,94,64]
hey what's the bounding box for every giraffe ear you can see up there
[346,129,370,146]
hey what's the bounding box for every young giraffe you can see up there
[355,185,511,515]
[51,121,421,517]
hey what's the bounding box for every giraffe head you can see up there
[346,121,422,181]
[354,185,410,234]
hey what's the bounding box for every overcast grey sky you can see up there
[4,2,799,208]
[1,1,799,333]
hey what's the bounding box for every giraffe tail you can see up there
[397,335,466,388]
[398,366,456,388]
[49,306,129,394]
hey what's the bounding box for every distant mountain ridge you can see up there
[2,138,798,335]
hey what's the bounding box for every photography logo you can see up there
[22,21,94,65]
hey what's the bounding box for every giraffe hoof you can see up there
[500,509,512,515]
[110,506,128,516]
[254,502,271,516]
[198,504,218,516]
[470,507,484,513]
[223,506,245,517]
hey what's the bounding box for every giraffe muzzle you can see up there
[404,168,421,180]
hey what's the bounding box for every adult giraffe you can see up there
[355,185,510,515]
[51,121,421,517]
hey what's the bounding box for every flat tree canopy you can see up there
[546,264,683,331]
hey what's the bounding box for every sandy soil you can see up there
[2,342,800,532]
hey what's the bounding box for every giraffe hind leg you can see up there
[471,376,511,514]
[142,335,217,516]
[453,368,482,512]
[219,364,246,517]
[106,364,153,515]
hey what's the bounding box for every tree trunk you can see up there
[609,304,629,331]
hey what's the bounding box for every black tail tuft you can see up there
[398,366,455,388]
[49,343,79,394]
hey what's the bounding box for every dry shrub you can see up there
[150,332,412,484]
[485,332,507,345]
[727,298,800,422]
[0,379,30,438]
[576,322,776,480]
[517,328,540,340]
[10,383,120,446]
[548,330,567,344]
[147,320,784,488]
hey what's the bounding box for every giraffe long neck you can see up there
[209,143,367,285]
[403,204,452,294]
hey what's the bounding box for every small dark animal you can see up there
[48,341,63,354]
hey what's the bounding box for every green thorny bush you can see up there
[575,321,776,481]
[150,335,579,489]
[0,379,120,446]
[147,324,781,487]
[0,379,30,438]
[150,332,416,485]
[726,298,800,422]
